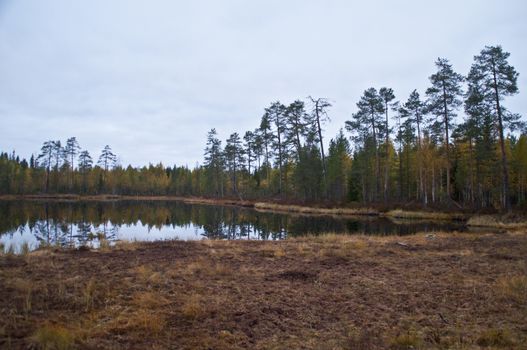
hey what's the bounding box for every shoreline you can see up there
[1,194,526,229]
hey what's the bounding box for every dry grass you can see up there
[495,275,527,303]
[82,279,97,312]
[98,237,112,251]
[132,291,170,308]
[389,331,422,350]
[31,324,76,350]
[254,202,379,216]
[181,293,208,320]
[468,214,527,229]
[386,209,465,221]
[11,278,33,314]
[1,231,527,349]
[133,264,163,285]
[183,259,234,277]
[106,309,167,337]
[114,239,139,251]
[477,328,515,348]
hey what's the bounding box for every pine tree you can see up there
[224,132,245,195]
[266,102,286,195]
[65,137,81,190]
[425,58,464,199]
[284,100,308,159]
[78,150,93,194]
[346,88,384,201]
[308,97,331,195]
[379,87,396,202]
[37,141,54,193]
[401,90,427,204]
[469,45,521,210]
[98,145,116,172]
[204,128,224,197]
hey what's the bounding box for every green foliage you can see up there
[0,45,525,209]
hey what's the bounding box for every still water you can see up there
[0,200,466,252]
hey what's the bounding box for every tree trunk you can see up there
[371,113,380,201]
[492,64,511,211]
[442,82,451,199]
[315,101,327,195]
[384,103,390,203]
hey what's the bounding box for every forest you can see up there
[1,45,526,211]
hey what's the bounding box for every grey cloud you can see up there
[0,0,525,166]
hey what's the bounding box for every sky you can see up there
[0,0,526,167]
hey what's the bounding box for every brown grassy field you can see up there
[1,232,526,349]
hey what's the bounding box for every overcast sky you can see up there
[0,0,526,167]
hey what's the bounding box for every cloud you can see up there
[0,0,526,166]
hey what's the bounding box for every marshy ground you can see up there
[1,231,526,349]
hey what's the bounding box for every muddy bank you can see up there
[1,232,526,349]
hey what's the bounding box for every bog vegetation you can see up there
[1,45,526,210]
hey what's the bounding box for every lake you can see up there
[0,200,467,252]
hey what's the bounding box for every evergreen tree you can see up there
[98,145,117,172]
[425,58,464,199]
[65,137,81,190]
[204,128,224,197]
[266,102,286,195]
[346,88,384,201]
[401,90,427,204]
[308,96,331,194]
[37,141,54,193]
[379,87,396,202]
[284,100,308,159]
[78,150,93,194]
[326,129,351,201]
[224,132,245,195]
[259,111,274,190]
[468,45,521,210]
[243,131,256,176]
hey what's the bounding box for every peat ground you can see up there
[1,232,526,349]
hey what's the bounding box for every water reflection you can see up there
[0,200,466,252]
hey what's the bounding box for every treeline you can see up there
[200,45,527,210]
[0,45,526,210]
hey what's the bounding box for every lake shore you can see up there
[1,231,526,349]
[1,194,526,229]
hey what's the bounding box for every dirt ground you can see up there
[1,231,526,349]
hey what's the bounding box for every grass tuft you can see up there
[183,260,233,277]
[115,239,139,251]
[83,279,97,311]
[181,294,207,320]
[20,241,31,255]
[133,264,164,285]
[476,328,514,348]
[389,332,422,349]
[5,243,15,255]
[32,324,75,350]
[128,310,166,336]
[495,275,527,303]
[132,291,169,308]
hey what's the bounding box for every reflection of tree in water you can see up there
[32,219,70,247]
[201,205,226,239]
[0,200,467,249]
[76,222,92,246]
[92,221,119,243]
